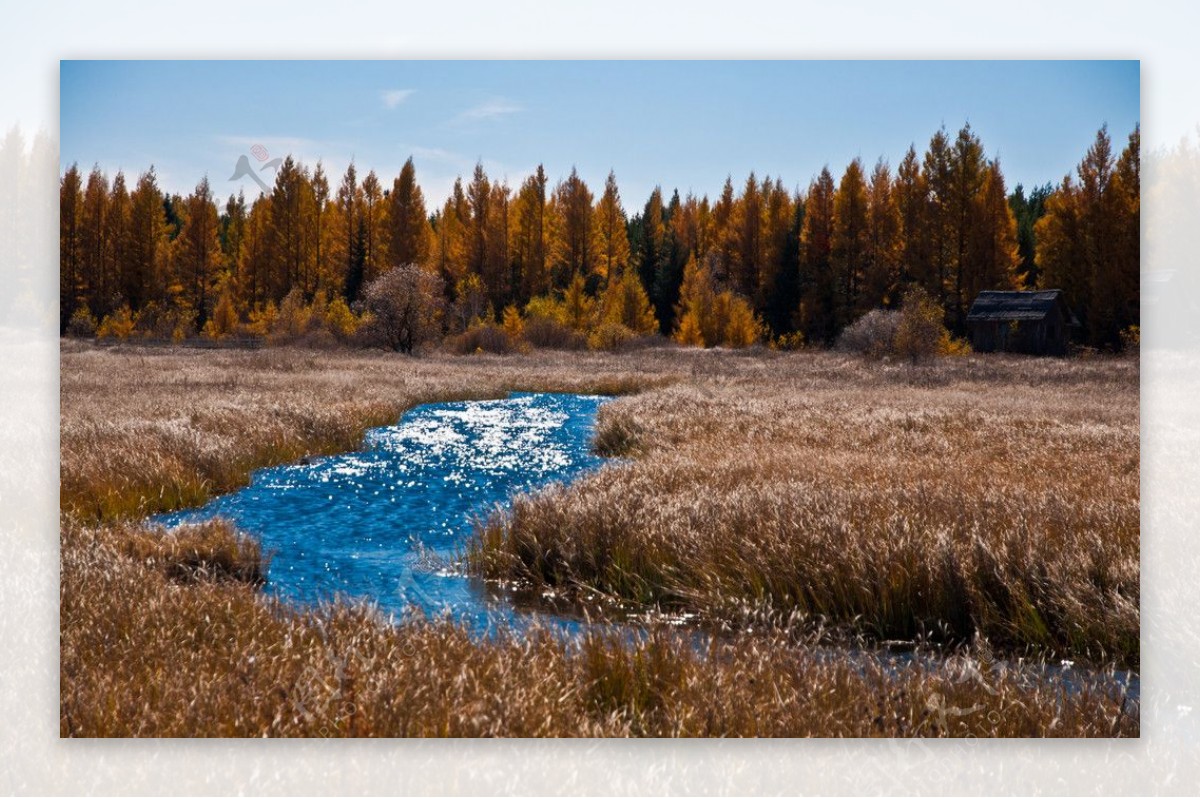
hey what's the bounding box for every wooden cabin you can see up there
[965,290,1079,356]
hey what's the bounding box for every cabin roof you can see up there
[966,290,1079,324]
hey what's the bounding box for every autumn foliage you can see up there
[60,123,1139,352]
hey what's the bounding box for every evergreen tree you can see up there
[863,159,901,310]
[1036,125,1137,348]
[632,187,671,333]
[560,270,595,331]
[592,170,630,288]
[344,215,368,305]
[967,160,1020,299]
[310,161,330,296]
[1009,182,1052,288]
[434,178,470,290]
[128,168,168,311]
[59,164,84,331]
[709,176,737,284]
[798,167,836,343]
[654,189,689,334]
[1038,125,1141,348]
[948,124,987,329]
[80,166,110,318]
[466,161,490,282]
[268,157,315,301]
[512,165,549,303]
[240,196,273,309]
[335,162,360,299]
[483,179,511,312]
[548,167,594,288]
[759,178,796,334]
[923,128,954,311]
[58,125,1137,348]
[895,145,931,292]
[731,172,763,299]
[104,172,133,318]
[673,254,762,348]
[387,157,432,270]
[831,158,869,327]
[360,170,386,286]
[176,176,223,328]
[673,254,716,346]
[220,191,247,300]
[598,266,658,334]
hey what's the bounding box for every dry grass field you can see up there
[59,342,1139,737]
[60,343,664,522]
[476,352,1140,667]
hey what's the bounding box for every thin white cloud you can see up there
[216,135,319,154]
[381,89,416,109]
[407,145,461,163]
[454,97,522,123]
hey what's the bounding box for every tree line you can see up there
[59,122,1140,350]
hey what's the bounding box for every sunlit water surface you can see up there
[157,392,611,634]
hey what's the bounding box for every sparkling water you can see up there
[156,392,612,632]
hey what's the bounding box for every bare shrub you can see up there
[360,264,444,353]
[837,309,900,358]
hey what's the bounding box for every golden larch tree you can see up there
[831,158,869,327]
[592,170,630,288]
[387,157,432,270]
[549,168,595,288]
[863,159,902,309]
[798,167,836,342]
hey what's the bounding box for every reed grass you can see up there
[60,341,668,521]
[60,342,1138,736]
[475,352,1140,667]
[61,518,1135,737]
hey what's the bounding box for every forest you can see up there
[58,123,1140,352]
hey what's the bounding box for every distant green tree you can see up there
[631,187,671,333]
[798,166,836,343]
[344,216,368,304]
[1009,182,1053,288]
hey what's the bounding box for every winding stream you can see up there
[157,392,612,633]
[155,390,1138,702]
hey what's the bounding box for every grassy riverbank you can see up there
[60,343,665,522]
[59,343,1139,736]
[475,353,1139,667]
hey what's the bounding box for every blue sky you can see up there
[60,60,1139,209]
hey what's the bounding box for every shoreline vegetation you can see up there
[473,351,1139,668]
[60,343,1139,737]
